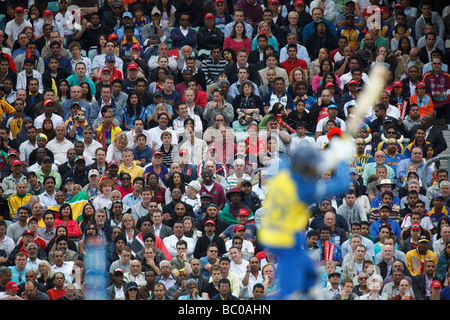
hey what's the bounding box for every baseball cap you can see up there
[315,17,327,25]
[22,230,34,237]
[124,23,134,31]
[43,9,53,16]
[418,235,429,243]
[153,91,163,98]
[241,180,252,187]
[411,224,421,230]
[295,0,305,6]
[153,151,163,157]
[344,12,356,18]
[151,7,161,15]
[126,282,138,290]
[42,156,52,163]
[394,3,404,9]
[393,81,403,87]
[128,62,138,70]
[378,203,391,210]
[416,81,426,88]
[108,160,119,167]
[44,99,55,106]
[327,104,338,109]
[348,167,358,175]
[122,12,133,19]
[105,54,115,62]
[130,44,141,51]
[179,149,188,156]
[15,7,25,13]
[108,34,118,40]
[348,80,359,86]
[269,0,279,4]
[215,0,224,2]
[5,281,19,291]
[89,169,99,177]
[200,193,213,200]
[114,268,124,276]
[328,271,341,279]
[238,208,249,216]
[205,219,216,226]
[205,13,215,19]
[12,160,22,166]
[431,280,442,289]
[433,193,445,200]
[233,224,246,231]
[74,155,85,162]
[325,82,335,88]
[100,67,111,74]
[8,149,19,157]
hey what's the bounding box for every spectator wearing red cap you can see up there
[144,151,170,182]
[197,13,225,51]
[0,281,23,300]
[194,221,227,260]
[425,280,443,300]
[4,6,32,49]
[220,207,257,242]
[389,80,412,119]
[118,24,143,59]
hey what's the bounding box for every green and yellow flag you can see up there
[47,190,89,221]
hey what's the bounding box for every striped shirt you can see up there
[201,57,229,85]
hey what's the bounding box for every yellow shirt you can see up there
[406,249,437,276]
[258,170,309,249]
[118,161,144,182]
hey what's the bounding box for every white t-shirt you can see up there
[5,19,32,44]
[149,127,178,150]
[34,114,64,130]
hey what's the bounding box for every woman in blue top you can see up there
[251,21,279,53]
[123,92,147,131]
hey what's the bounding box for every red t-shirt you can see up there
[47,288,66,300]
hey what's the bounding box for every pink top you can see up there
[312,75,342,92]
[223,36,251,55]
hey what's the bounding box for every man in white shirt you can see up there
[149,113,178,150]
[34,100,64,130]
[38,176,58,208]
[126,118,152,149]
[46,124,75,165]
[92,40,123,79]
[239,256,263,299]
[82,125,103,159]
[289,121,316,152]
[228,246,249,277]
[163,221,196,259]
[4,7,32,49]
[51,248,74,282]
[19,125,38,167]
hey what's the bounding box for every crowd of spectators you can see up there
[0,0,449,301]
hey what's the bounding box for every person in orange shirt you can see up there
[409,81,434,117]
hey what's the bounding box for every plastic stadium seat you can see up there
[47,1,59,12]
